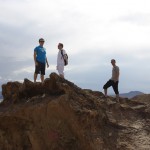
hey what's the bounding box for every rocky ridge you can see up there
[0,73,149,150]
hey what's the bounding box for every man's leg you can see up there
[112,81,119,102]
[34,61,39,83]
[41,75,44,83]
[103,80,112,97]
[41,62,45,83]
[34,73,38,83]
[104,89,107,97]
[116,94,119,102]
[57,65,64,78]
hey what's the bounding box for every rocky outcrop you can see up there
[0,73,149,150]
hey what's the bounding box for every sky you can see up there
[0,0,150,94]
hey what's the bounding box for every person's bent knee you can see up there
[103,83,110,89]
[103,80,112,89]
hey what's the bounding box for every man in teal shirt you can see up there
[34,38,49,83]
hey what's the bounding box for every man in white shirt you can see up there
[103,59,120,101]
[56,43,66,78]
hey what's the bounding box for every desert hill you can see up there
[119,91,144,99]
[0,73,149,150]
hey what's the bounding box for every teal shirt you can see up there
[34,46,46,63]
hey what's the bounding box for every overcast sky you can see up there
[0,0,150,94]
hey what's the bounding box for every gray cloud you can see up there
[118,13,150,26]
[0,0,150,94]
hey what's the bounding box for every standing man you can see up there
[103,59,120,101]
[56,43,66,78]
[34,38,49,83]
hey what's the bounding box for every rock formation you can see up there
[0,73,149,150]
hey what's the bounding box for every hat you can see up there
[39,38,45,42]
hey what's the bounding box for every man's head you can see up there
[111,59,116,66]
[58,43,63,50]
[39,38,45,46]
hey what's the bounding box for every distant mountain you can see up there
[119,91,144,99]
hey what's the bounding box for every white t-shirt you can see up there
[57,49,66,66]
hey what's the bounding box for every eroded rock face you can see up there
[0,73,149,150]
[2,73,67,103]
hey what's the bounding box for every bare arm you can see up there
[116,71,119,81]
[34,51,38,66]
[46,57,49,68]
[113,66,120,82]
[114,70,119,82]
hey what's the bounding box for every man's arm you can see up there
[115,71,119,81]
[46,57,49,68]
[114,68,119,82]
[34,51,38,66]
